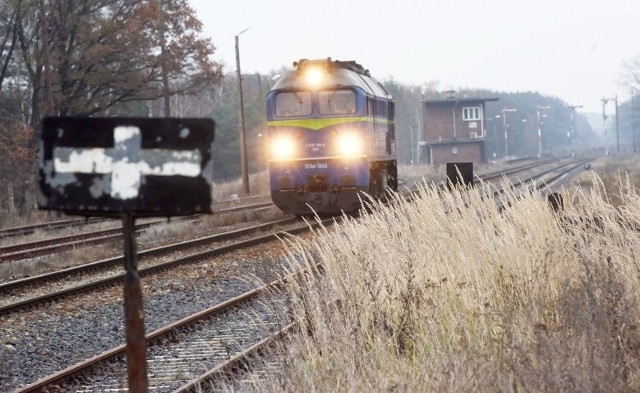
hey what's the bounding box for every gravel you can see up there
[0,237,294,391]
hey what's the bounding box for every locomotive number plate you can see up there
[304,162,329,169]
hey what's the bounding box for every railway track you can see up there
[15,274,299,392]
[0,215,304,315]
[3,158,592,392]
[0,200,274,263]
[0,159,556,265]
[488,158,590,198]
[0,217,108,239]
[0,195,268,240]
[2,159,575,315]
[0,213,333,391]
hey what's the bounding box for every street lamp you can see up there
[501,108,516,158]
[536,105,550,158]
[235,27,250,195]
[602,96,619,152]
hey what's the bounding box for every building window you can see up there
[462,106,481,121]
[452,146,458,154]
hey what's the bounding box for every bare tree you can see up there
[0,0,19,94]
[620,54,640,92]
[12,0,222,121]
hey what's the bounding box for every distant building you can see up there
[421,95,499,165]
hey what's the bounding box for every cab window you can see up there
[319,89,356,115]
[275,92,312,117]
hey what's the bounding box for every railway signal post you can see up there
[37,117,215,392]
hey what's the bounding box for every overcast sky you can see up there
[188,0,640,114]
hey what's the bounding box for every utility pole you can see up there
[632,90,636,154]
[235,28,250,195]
[602,96,619,152]
[501,108,516,158]
[536,106,550,158]
[568,105,582,156]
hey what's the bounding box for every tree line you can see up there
[3,0,638,213]
[0,0,222,211]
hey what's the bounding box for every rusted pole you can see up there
[122,213,149,392]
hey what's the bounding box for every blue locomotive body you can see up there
[266,58,397,215]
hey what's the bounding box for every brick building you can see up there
[421,96,499,165]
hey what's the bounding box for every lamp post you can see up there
[602,96,619,152]
[520,117,530,156]
[485,115,500,160]
[501,108,516,158]
[568,105,582,156]
[536,105,550,158]
[235,27,250,195]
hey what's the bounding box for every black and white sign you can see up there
[38,117,215,216]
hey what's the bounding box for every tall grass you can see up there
[246,171,640,391]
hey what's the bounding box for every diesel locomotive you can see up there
[266,58,397,215]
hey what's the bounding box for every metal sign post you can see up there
[37,117,215,391]
[122,212,147,392]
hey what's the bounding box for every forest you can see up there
[1,0,640,213]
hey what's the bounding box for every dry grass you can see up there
[214,171,271,201]
[233,160,640,392]
[572,155,640,207]
[0,239,118,280]
[0,210,62,230]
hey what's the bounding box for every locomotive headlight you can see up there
[304,67,325,88]
[271,136,296,160]
[337,133,362,157]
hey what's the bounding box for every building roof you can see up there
[422,97,499,104]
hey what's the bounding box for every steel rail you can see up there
[172,323,296,393]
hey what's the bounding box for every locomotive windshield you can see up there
[319,89,356,115]
[275,92,312,117]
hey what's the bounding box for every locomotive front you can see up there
[266,58,396,215]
